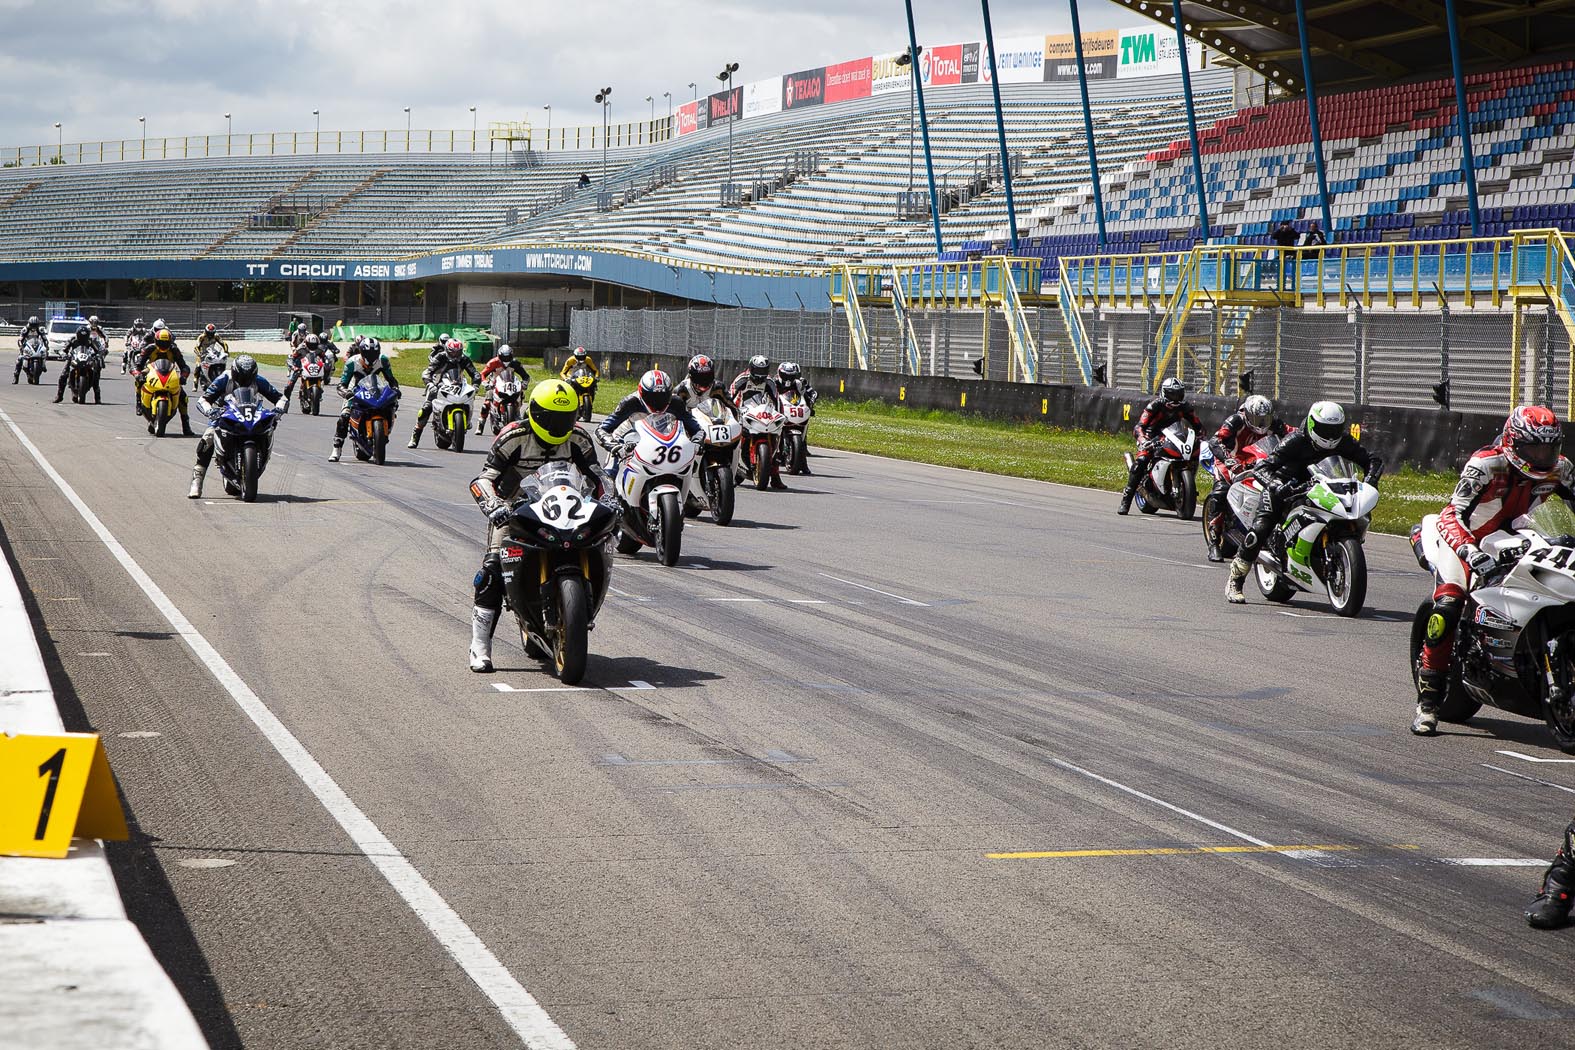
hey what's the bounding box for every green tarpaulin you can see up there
[331,323,495,360]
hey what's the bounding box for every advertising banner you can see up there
[1117,25,1203,79]
[675,100,700,136]
[743,78,782,119]
[920,43,963,87]
[1043,30,1118,81]
[989,35,1046,83]
[961,42,982,84]
[782,66,826,110]
[871,51,911,95]
[707,86,742,124]
[825,56,873,104]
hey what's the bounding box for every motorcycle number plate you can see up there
[709,425,733,444]
[532,485,593,528]
[1527,546,1575,572]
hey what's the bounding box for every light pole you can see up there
[688,82,697,101]
[53,122,61,162]
[403,107,411,151]
[663,91,672,119]
[895,46,921,192]
[594,88,612,183]
[543,104,551,150]
[717,62,739,187]
[138,116,146,158]
[469,106,477,148]
[312,109,320,152]
[224,111,232,156]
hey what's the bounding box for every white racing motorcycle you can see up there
[738,392,784,491]
[430,370,476,452]
[606,413,699,566]
[1410,505,1575,751]
[1224,445,1380,616]
[1122,420,1199,519]
[685,394,743,526]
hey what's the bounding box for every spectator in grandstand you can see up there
[1299,222,1328,249]
[578,172,591,188]
[1271,221,1298,249]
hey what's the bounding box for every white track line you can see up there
[817,572,930,607]
[0,407,574,1050]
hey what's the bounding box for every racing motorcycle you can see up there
[296,349,330,415]
[486,373,525,434]
[1200,439,1271,561]
[1123,420,1199,520]
[18,336,47,384]
[567,366,597,421]
[122,333,143,374]
[778,389,813,475]
[194,343,228,392]
[500,461,619,685]
[429,370,475,452]
[685,395,742,526]
[1224,448,1379,616]
[1409,508,1575,751]
[206,386,280,502]
[344,374,399,464]
[67,344,101,404]
[738,392,784,492]
[607,413,699,566]
[139,360,184,436]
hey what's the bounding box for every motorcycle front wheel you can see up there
[241,445,259,503]
[1178,469,1198,521]
[153,401,170,437]
[755,441,771,490]
[311,387,322,415]
[709,466,734,526]
[1324,537,1367,617]
[554,575,589,685]
[371,419,387,465]
[656,491,682,567]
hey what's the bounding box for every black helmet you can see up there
[76,325,90,339]
[133,317,145,327]
[777,361,802,384]
[27,315,39,325]
[1160,378,1186,404]
[230,355,258,387]
[359,339,379,363]
[748,354,768,382]
[687,354,714,391]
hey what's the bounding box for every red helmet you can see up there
[686,354,714,392]
[445,338,464,362]
[1502,405,1564,480]
[204,323,216,335]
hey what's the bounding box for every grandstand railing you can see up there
[837,264,872,370]
[990,257,1040,384]
[1056,267,1098,386]
[831,258,1041,310]
[888,266,923,375]
[4,119,674,168]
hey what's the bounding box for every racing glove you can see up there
[486,501,512,528]
[1460,544,1496,576]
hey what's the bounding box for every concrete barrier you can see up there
[0,535,207,1048]
[547,347,1506,472]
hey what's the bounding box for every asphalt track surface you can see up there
[5,356,1575,1050]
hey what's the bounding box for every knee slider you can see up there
[474,554,504,609]
[1427,595,1463,642]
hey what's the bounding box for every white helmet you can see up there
[1305,401,1346,451]
[1240,395,1272,431]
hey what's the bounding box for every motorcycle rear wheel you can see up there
[1254,562,1295,603]
[1408,602,1480,723]
[554,575,589,685]
[656,491,682,567]
[1324,537,1367,617]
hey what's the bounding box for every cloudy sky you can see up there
[1,0,1137,148]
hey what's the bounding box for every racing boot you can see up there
[469,606,498,673]
[1411,668,1445,735]
[1527,823,1575,929]
[475,410,489,435]
[187,465,205,499]
[1226,557,1249,604]
[328,440,342,463]
[769,469,788,491]
[408,426,424,449]
[179,410,194,437]
[1117,463,1142,515]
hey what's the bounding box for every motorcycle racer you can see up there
[672,354,717,410]
[188,354,288,499]
[727,355,788,490]
[1411,405,1574,735]
[1119,378,1203,515]
[329,340,401,462]
[597,369,705,451]
[559,345,599,380]
[467,378,606,672]
[475,344,532,434]
[409,338,478,449]
[1204,395,1295,560]
[52,325,101,404]
[1226,401,1382,604]
[132,328,194,434]
[12,315,47,383]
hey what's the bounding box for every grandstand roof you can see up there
[1114,0,1575,92]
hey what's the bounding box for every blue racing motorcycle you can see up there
[345,374,399,465]
[211,387,281,502]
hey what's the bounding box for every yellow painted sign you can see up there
[899,386,906,402]
[960,391,967,408]
[1041,398,1048,415]
[0,733,127,859]
[1350,423,1361,441]
[1123,403,1131,422]
[839,379,845,393]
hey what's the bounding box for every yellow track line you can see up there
[986,844,1362,860]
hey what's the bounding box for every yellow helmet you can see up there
[154,328,173,346]
[527,379,579,445]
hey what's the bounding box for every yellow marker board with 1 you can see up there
[0,733,128,859]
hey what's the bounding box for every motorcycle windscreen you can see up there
[1526,498,1575,544]
[521,461,594,502]
[1243,432,1285,460]
[357,374,387,399]
[1314,455,1360,479]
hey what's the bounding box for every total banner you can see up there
[674,100,701,136]
[743,78,782,119]
[824,56,872,103]
[920,43,963,86]
[782,66,826,110]
[1043,30,1118,81]
[707,85,742,124]
[1117,25,1203,79]
[985,35,1045,84]
[870,51,911,95]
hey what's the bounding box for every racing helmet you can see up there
[133,317,145,327]
[687,354,715,392]
[1240,394,1272,431]
[572,346,588,361]
[437,332,452,346]
[444,338,465,363]
[1160,378,1186,404]
[304,333,320,348]
[230,355,258,387]
[27,315,38,326]
[366,337,381,354]
[1304,401,1347,451]
[76,325,90,339]
[777,361,802,385]
[154,328,173,346]
[497,344,514,363]
[88,315,100,326]
[152,318,166,332]
[748,354,769,382]
[637,369,673,414]
[358,339,379,363]
[1502,405,1564,480]
[527,379,579,445]
[204,323,216,335]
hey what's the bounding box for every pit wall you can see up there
[546,348,1509,472]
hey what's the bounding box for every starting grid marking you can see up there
[986,844,1545,867]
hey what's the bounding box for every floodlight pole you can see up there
[1293,0,1333,240]
[1443,0,1481,236]
[1069,0,1106,248]
[1171,0,1210,241]
[980,0,1019,254]
[903,0,944,257]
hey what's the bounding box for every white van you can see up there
[46,317,88,359]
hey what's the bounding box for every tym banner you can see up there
[1044,30,1118,81]
[988,36,1045,83]
[870,51,911,95]
[825,56,872,103]
[1117,26,1203,79]
[782,66,826,110]
[743,78,782,119]
[707,86,742,124]
[920,43,963,86]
